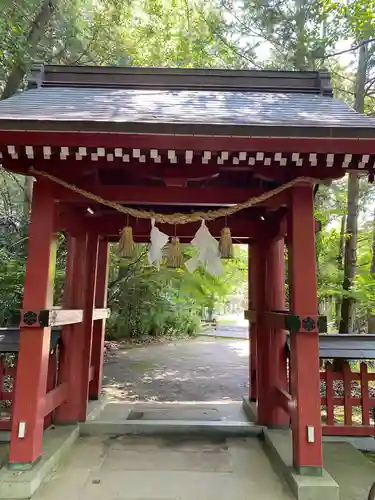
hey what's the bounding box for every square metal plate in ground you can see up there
[127,407,221,421]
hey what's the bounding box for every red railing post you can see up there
[361,362,370,426]
[0,357,4,401]
[343,362,352,426]
[325,362,334,426]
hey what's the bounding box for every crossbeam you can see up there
[275,387,294,416]
[93,308,110,320]
[57,214,266,238]
[43,382,68,416]
[20,309,84,328]
[51,183,288,207]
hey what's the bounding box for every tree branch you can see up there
[200,12,262,68]
[317,38,375,60]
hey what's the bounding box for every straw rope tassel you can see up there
[118,225,135,258]
[219,226,233,259]
[166,236,182,268]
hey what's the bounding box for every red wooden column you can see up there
[254,237,273,425]
[288,185,323,475]
[267,237,289,427]
[249,242,257,401]
[55,234,87,423]
[89,239,109,400]
[9,181,57,468]
[78,232,99,421]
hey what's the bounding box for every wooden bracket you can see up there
[20,309,84,328]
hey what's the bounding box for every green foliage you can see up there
[2,0,375,338]
[106,244,247,339]
[0,169,27,324]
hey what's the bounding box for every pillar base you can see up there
[242,396,257,423]
[263,428,339,500]
[7,456,41,472]
[0,426,79,499]
[294,466,323,477]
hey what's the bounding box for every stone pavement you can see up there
[33,435,294,500]
[103,338,249,403]
[323,442,375,500]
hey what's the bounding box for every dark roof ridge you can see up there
[27,64,333,96]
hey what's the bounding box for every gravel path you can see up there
[103,337,249,402]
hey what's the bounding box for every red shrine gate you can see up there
[0,66,375,475]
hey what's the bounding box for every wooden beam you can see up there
[275,387,294,416]
[263,311,289,330]
[51,182,288,207]
[322,425,375,437]
[1,130,375,155]
[93,308,110,320]
[89,365,95,382]
[20,308,83,328]
[57,214,264,238]
[244,309,257,322]
[43,382,68,416]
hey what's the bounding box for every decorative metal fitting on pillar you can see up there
[22,311,38,326]
[285,314,327,334]
[285,315,301,334]
[301,316,316,332]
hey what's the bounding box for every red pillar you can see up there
[9,181,56,468]
[55,234,87,423]
[249,243,257,401]
[78,232,99,420]
[89,239,109,400]
[254,237,273,425]
[288,185,323,475]
[267,237,289,427]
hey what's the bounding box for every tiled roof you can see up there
[0,87,374,128]
[0,66,374,137]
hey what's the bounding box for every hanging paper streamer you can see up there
[148,218,169,270]
[166,236,183,268]
[219,226,233,259]
[185,220,223,276]
[118,226,135,259]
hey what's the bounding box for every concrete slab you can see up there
[0,425,79,499]
[127,407,221,421]
[80,419,263,438]
[263,428,339,500]
[323,435,375,452]
[34,435,295,500]
[323,441,375,500]
[80,400,261,438]
[93,400,250,422]
[242,396,257,422]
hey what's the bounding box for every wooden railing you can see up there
[320,361,375,436]
[0,348,62,431]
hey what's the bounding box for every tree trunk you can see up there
[339,174,360,333]
[334,215,346,328]
[1,0,60,100]
[294,0,307,70]
[339,41,368,335]
[368,208,375,333]
[23,176,34,217]
[337,215,346,271]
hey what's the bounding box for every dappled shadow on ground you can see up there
[102,338,249,403]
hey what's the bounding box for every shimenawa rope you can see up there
[29,167,321,225]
